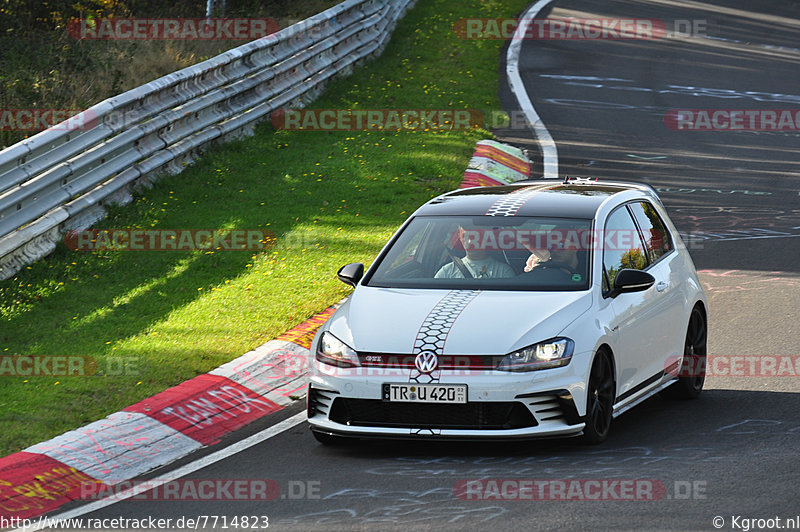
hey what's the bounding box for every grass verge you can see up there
[0,0,529,455]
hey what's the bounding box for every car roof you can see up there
[416,179,658,219]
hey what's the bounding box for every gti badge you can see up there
[414,351,438,374]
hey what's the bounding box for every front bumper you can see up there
[307,359,591,440]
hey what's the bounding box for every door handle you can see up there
[656,281,668,292]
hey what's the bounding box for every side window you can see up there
[389,227,427,270]
[603,206,648,291]
[386,220,432,278]
[629,201,673,264]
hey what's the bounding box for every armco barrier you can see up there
[0,0,415,280]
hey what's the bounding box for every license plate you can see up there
[382,383,467,403]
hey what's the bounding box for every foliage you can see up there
[0,0,338,147]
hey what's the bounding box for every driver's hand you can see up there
[524,249,551,272]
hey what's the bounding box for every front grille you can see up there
[357,353,504,370]
[328,398,537,430]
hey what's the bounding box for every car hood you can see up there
[325,287,593,355]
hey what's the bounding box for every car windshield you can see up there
[365,215,593,291]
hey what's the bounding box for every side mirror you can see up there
[337,263,364,287]
[608,269,655,298]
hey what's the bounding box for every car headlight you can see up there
[316,331,360,368]
[497,338,574,372]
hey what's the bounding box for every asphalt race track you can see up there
[44,1,800,530]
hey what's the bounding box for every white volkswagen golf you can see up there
[307,179,708,444]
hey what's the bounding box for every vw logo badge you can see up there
[414,351,438,374]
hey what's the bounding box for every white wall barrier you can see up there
[0,0,415,279]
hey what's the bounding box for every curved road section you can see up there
[16,1,800,531]
[498,0,800,526]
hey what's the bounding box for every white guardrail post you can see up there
[0,0,416,280]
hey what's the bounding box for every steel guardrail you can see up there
[0,0,415,279]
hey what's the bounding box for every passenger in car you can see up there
[524,242,581,273]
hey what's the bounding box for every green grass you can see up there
[0,0,529,455]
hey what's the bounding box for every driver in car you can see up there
[524,241,580,273]
[435,226,515,279]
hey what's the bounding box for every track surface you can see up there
[52,1,800,530]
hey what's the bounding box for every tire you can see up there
[661,306,707,400]
[582,351,615,445]
[311,430,347,446]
